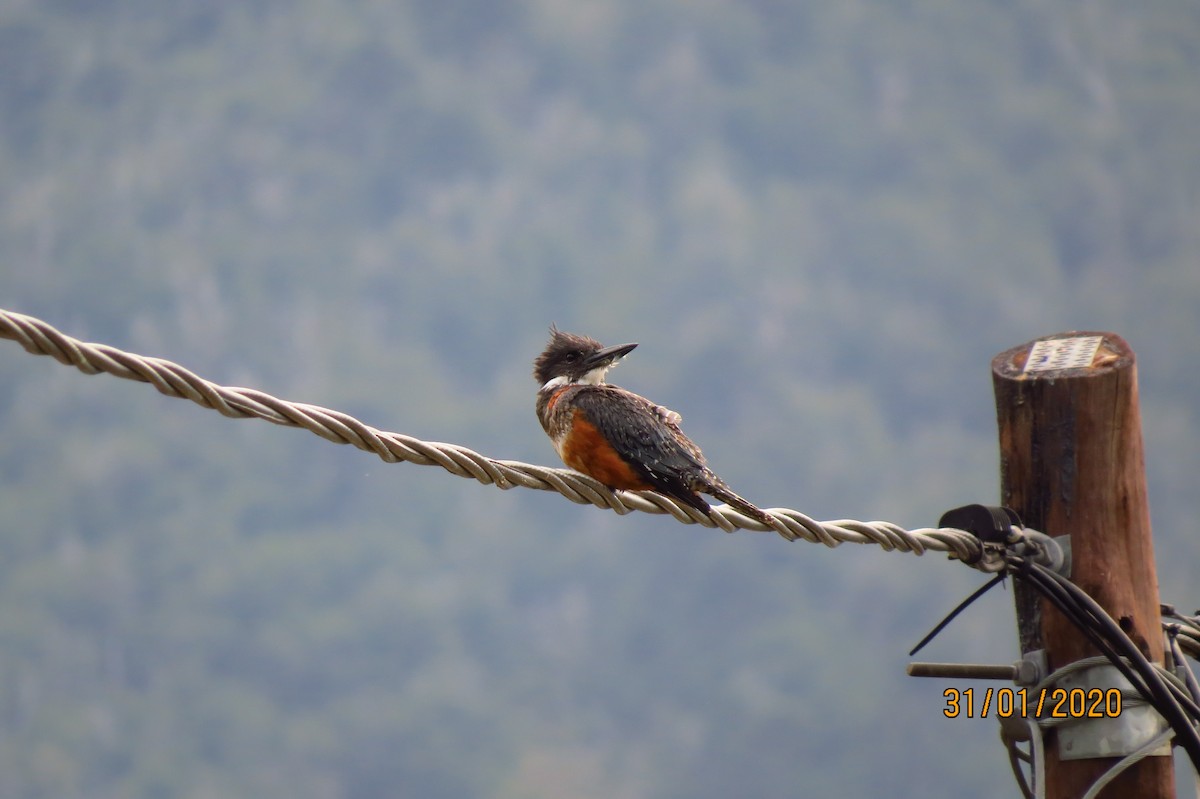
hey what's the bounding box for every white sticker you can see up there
[1024,336,1103,373]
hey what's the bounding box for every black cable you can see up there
[908,572,1008,656]
[1019,562,1174,713]
[1046,571,1200,767]
[1013,558,1200,769]
[1167,627,1200,707]
[1037,564,1200,722]
[1013,560,1151,696]
[1028,569,1200,772]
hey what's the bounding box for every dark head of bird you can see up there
[533,326,637,389]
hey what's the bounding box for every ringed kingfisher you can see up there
[533,326,775,525]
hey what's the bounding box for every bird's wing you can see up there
[572,387,710,499]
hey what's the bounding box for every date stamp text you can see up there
[942,687,1122,719]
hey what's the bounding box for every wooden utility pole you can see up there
[992,332,1172,799]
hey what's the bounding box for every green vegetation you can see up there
[1,1,1198,796]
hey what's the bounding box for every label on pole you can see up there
[1023,336,1103,374]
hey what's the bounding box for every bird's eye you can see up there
[565,352,579,362]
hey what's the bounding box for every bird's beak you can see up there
[585,342,637,370]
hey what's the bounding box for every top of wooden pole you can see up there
[992,331,1129,379]
[992,329,1160,664]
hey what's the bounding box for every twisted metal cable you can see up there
[0,308,983,559]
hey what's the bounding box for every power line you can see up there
[0,308,981,557]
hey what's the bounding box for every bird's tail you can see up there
[702,480,778,528]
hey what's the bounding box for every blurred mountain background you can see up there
[1,1,1198,797]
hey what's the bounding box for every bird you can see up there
[533,326,776,526]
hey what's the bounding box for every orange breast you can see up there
[560,412,652,491]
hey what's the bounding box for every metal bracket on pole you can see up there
[938,504,1069,576]
[1055,663,1171,760]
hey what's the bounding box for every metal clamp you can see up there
[938,504,1069,576]
[1054,662,1170,760]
